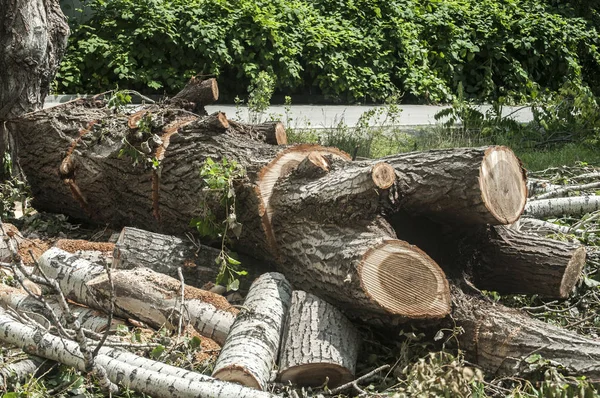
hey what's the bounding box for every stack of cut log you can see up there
[1,78,600,396]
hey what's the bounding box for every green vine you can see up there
[191,157,247,291]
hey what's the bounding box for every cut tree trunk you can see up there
[0,355,50,388]
[525,196,600,218]
[212,273,292,390]
[227,120,288,145]
[452,286,600,380]
[38,248,237,344]
[389,213,585,298]
[381,146,527,225]
[470,226,586,298]
[269,156,451,323]
[0,306,276,398]
[0,284,125,332]
[113,227,269,290]
[278,290,360,388]
[0,0,69,180]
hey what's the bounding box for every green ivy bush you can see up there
[56,0,600,103]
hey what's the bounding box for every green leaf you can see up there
[525,353,542,364]
[151,345,165,359]
[227,278,240,291]
[226,256,241,266]
[189,335,202,349]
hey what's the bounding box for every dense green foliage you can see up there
[56,0,600,103]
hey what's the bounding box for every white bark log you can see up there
[212,273,292,390]
[38,248,237,344]
[278,291,360,388]
[527,179,560,197]
[0,284,124,332]
[0,307,275,398]
[525,196,600,218]
[0,356,48,388]
[87,267,237,345]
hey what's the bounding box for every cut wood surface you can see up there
[113,227,268,290]
[212,273,292,390]
[452,287,600,380]
[38,248,237,344]
[279,290,360,388]
[0,284,125,332]
[525,195,600,218]
[0,307,276,398]
[471,226,586,298]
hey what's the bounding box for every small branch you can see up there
[177,266,185,337]
[534,181,600,200]
[326,365,390,395]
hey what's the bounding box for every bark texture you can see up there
[38,248,237,344]
[113,227,268,290]
[471,226,586,298]
[0,356,49,388]
[168,77,219,115]
[0,0,69,179]
[452,287,600,380]
[381,146,527,225]
[0,307,276,398]
[279,291,360,388]
[212,273,292,390]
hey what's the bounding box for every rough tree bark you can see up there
[113,227,269,290]
[269,155,451,323]
[278,291,360,388]
[470,226,586,298]
[0,0,69,179]
[212,273,292,390]
[452,287,600,380]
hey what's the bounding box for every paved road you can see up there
[45,96,533,128]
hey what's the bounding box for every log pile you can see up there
[1,78,598,396]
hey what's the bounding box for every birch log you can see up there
[525,196,600,218]
[212,273,292,390]
[279,291,360,388]
[38,248,237,344]
[0,356,49,388]
[0,307,276,398]
[87,267,238,345]
[0,284,125,332]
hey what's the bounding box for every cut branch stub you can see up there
[383,146,527,225]
[169,77,219,114]
[278,290,360,388]
[228,120,288,145]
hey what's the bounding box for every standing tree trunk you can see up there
[0,0,69,179]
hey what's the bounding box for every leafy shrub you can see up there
[56,0,600,103]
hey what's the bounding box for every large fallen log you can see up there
[213,273,292,390]
[0,306,276,398]
[452,287,600,380]
[38,248,237,344]
[278,290,360,388]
